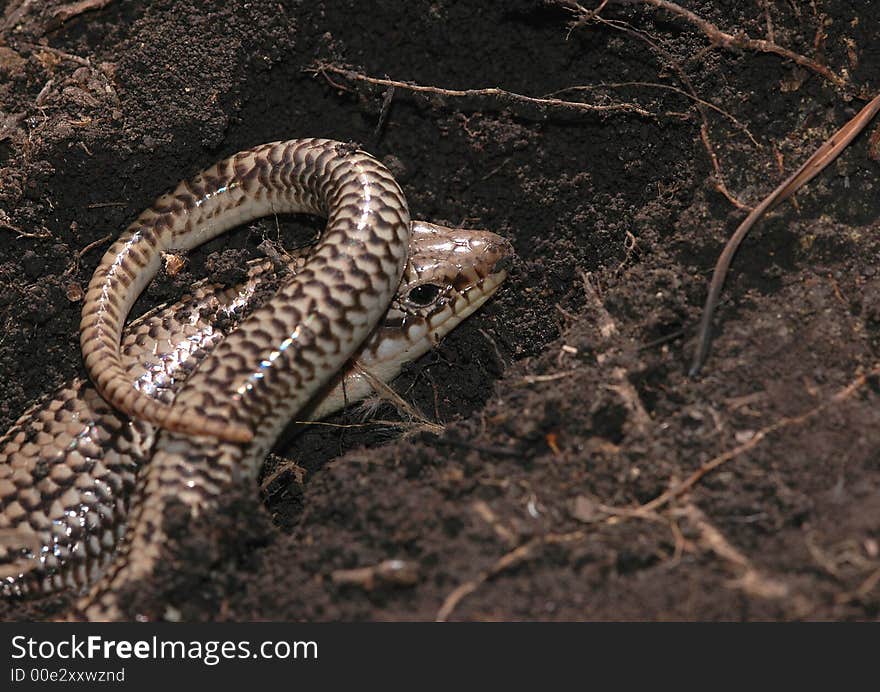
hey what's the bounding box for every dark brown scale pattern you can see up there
[0,260,288,596]
[3,218,508,600]
[81,140,404,443]
[76,140,412,619]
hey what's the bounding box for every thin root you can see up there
[309,62,655,119]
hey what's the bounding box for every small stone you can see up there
[571,495,603,523]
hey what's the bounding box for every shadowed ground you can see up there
[1,0,879,620]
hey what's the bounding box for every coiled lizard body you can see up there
[0,139,511,619]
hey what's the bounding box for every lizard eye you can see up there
[405,283,442,307]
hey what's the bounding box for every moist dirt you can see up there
[1,0,880,621]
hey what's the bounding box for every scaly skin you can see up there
[0,221,512,607]
[66,138,511,619]
[81,139,412,443]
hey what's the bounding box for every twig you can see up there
[512,370,583,386]
[372,84,395,145]
[331,559,420,590]
[638,362,880,514]
[580,270,652,431]
[699,122,748,209]
[310,62,655,119]
[580,270,618,340]
[260,453,306,492]
[548,81,759,147]
[51,0,114,25]
[18,42,91,67]
[348,361,444,434]
[564,8,750,208]
[838,566,880,604]
[77,233,112,258]
[1,0,34,33]
[472,500,518,545]
[761,0,776,44]
[557,0,610,34]
[679,504,789,599]
[62,232,112,277]
[638,328,685,351]
[86,201,127,209]
[690,93,880,375]
[0,211,50,239]
[435,531,585,621]
[618,0,847,89]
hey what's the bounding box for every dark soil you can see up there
[1,0,880,621]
